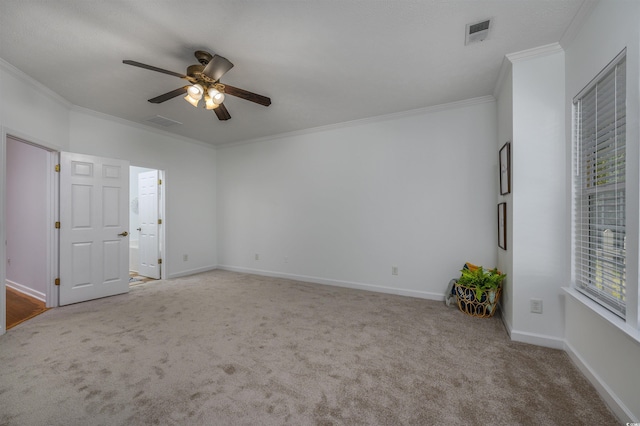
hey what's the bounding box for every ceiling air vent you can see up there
[465,19,491,45]
[146,115,183,127]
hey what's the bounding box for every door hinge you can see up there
[54,278,60,286]
[158,258,162,264]
[158,219,162,225]
[158,179,162,185]
[55,221,61,229]
[55,164,60,172]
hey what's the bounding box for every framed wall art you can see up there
[498,202,507,250]
[499,142,511,195]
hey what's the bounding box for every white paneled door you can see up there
[138,170,160,279]
[59,152,130,306]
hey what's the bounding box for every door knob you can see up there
[137,228,142,231]
[118,231,129,237]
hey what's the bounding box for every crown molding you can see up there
[506,42,564,63]
[0,57,72,109]
[494,41,566,98]
[70,105,217,151]
[217,95,496,149]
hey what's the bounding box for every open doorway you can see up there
[5,136,57,328]
[129,166,163,286]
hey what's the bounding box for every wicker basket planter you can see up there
[454,281,501,318]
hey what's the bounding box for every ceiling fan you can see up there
[123,50,271,121]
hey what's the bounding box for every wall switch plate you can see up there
[392,265,398,276]
[530,299,543,314]
[255,253,260,261]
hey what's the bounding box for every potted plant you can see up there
[454,264,506,318]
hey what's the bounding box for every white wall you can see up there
[69,109,218,279]
[562,0,640,421]
[5,137,49,300]
[217,98,498,299]
[0,59,70,149]
[510,47,566,346]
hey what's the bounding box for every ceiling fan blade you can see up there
[223,85,271,107]
[203,55,234,81]
[214,103,231,121]
[123,60,187,79]
[148,86,189,104]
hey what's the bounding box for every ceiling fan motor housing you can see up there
[194,50,213,66]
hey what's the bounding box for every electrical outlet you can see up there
[183,254,188,262]
[392,265,398,276]
[530,299,543,314]
[255,253,260,261]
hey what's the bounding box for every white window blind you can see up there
[574,50,626,318]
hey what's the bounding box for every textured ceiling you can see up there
[0,0,585,146]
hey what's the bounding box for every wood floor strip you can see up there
[6,287,48,330]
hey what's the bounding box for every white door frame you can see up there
[131,166,166,280]
[137,169,160,279]
[1,128,62,335]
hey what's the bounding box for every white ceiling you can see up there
[0,0,585,146]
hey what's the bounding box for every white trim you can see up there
[563,287,640,344]
[506,42,564,63]
[216,96,496,149]
[70,105,217,151]
[2,127,64,153]
[45,150,57,308]
[559,0,600,48]
[508,329,565,350]
[564,339,637,423]
[167,265,218,279]
[0,57,72,109]
[6,280,46,303]
[499,306,564,349]
[0,127,6,335]
[217,265,446,301]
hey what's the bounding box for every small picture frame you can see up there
[498,202,507,250]
[499,142,511,195]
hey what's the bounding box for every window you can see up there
[573,50,626,318]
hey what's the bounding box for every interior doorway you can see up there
[4,136,57,327]
[128,166,163,285]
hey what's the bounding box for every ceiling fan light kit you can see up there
[123,50,271,121]
[184,83,204,107]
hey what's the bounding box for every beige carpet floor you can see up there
[0,270,617,425]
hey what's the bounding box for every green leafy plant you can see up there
[457,266,506,301]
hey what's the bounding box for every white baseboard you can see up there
[217,265,445,301]
[167,265,218,279]
[564,340,636,423]
[509,329,565,349]
[6,280,46,302]
[499,309,564,349]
